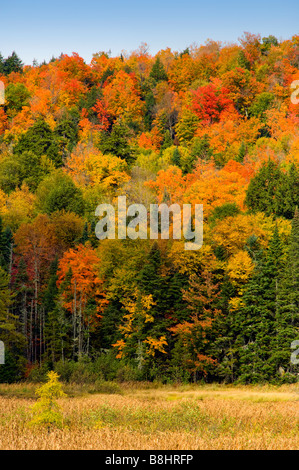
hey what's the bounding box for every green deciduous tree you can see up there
[36,171,85,216]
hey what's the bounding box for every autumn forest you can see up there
[0,33,299,386]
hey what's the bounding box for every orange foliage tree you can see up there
[56,243,108,356]
[102,70,144,124]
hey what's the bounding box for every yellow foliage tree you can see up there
[225,249,255,311]
[29,371,66,430]
[226,249,254,285]
[65,143,130,193]
[212,213,291,256]
[2,183,37,230]
[113,291,167,360]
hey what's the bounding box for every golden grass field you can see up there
[0,382,298,450]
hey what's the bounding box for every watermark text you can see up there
[95,196,203,250]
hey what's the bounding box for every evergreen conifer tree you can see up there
[234,226,283,383]
[271,209,299,381]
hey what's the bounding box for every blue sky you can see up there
[0,0,298,65]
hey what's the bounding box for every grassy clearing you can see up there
[0,382,298,450]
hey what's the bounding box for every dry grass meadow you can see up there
[0,381,298,450]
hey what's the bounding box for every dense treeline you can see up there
[0,33,299,384]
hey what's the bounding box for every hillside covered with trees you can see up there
[0,33,299,384]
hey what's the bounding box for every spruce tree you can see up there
[211,276,238,383]
[0,218,13,274]
[149,57,168,82]
[79,222,89,245]
[0,266,26,381]
[236,141,247,162]
[245,160,283,217]
[99,122,134,164]
[277,164,299,220]
[11,257,32,357]
[3,51,23,75]
[13,119,62,167]
[234,226,283,383]
[144,90,156,131]
[245,160,299,219]
[0,53,4,74]
[43,263,73,364]
[171,147,181,167]
[54,117,79,157]
[271,209,299,381]
[0,217,5,269]
[160,129,172,151]
[137,242,186,377]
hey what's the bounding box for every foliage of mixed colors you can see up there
[0,34,299,384]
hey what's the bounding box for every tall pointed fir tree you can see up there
[0,266,26,382]
[149,57,168,82]
[234,226,283,383]
[11,257,32,361]
[0,217,13,274]
[271,209,299,381]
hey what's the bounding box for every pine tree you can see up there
[149,57,168,82]
[3,51,23,75]
[0,218,14,281]
[171,147,181,167]
[11,257,32,360]
[79,222,89,245]
[237,50,251,70]
[245,161,299,219]
[0,53,4,74]
[271,209,299,381]
[236,141,247,162]
[77,221,99,248]
[137,242,186,377]
[56,267,75,359]
[88,220,99,248]
[43,258,72,363]
[0,217,6,269]
[54,117,79,157]
[99,122,134,164]
[1,227,13,275]
[0,266,26,382]
[144,90,156,131]
[245,160,283,217]
[43,259,59,314]
[13,119,62,167]
[277,164,299,220]
[138,242,163,304]
[210,276,238,383]
[234,226,283,383]
[160,129,173,151]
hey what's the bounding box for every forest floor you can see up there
[0,382,298,450]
